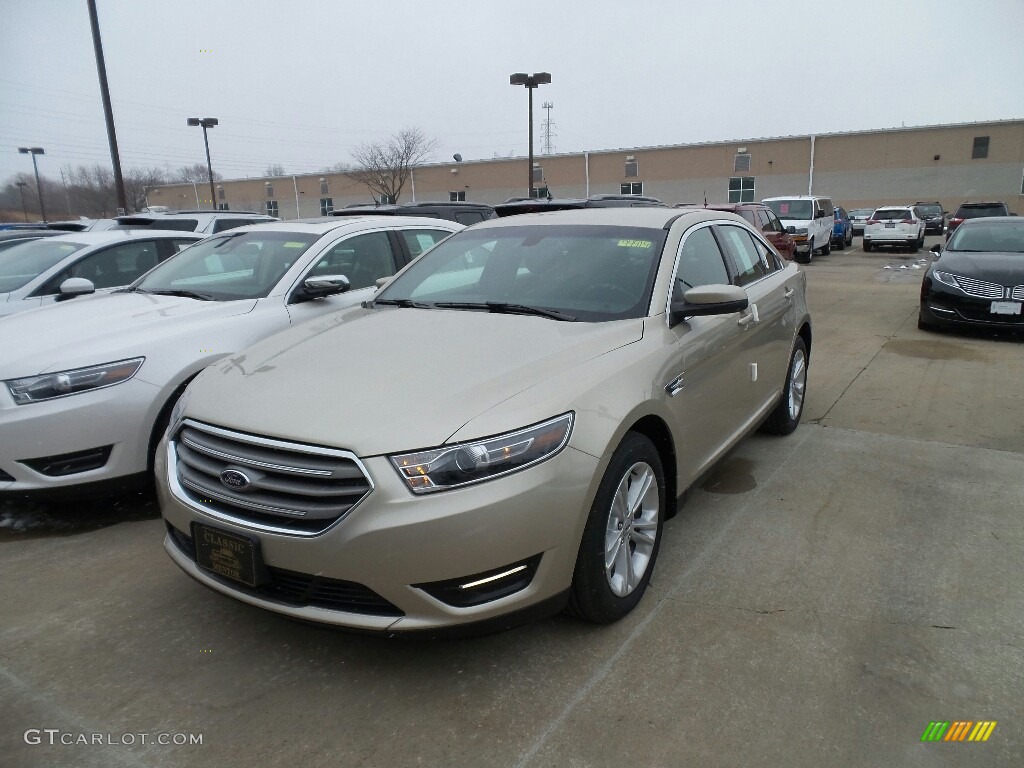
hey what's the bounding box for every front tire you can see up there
[568,433,665,624]
[761,337,808,436]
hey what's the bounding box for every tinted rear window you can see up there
[956,205,1008,219]
[119,218,199,231]
[873,209,911,220]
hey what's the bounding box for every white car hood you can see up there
[184,306,643,456]
[0,292,257,377]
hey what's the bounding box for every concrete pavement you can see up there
[2,237,1021,767]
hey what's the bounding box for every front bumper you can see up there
[158,435,602,632]
[0,377,159,496]
[920,287,1024,331]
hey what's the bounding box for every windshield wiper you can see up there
[373,298,434,309]
[434,301,576,321]
[147,289,215,301]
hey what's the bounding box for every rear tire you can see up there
[761,337,808,436]
[835,236,846,250]
[822,238,831,255]
[863,240,872,252]
[567,433,665,624]
[845,230,853,247]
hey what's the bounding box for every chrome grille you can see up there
[171,420,372,534]
[953,275,1004,299]
[1012,285,1024,301]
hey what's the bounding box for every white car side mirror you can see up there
[58,277,96,299]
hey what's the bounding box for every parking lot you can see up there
[2,235,1021,768]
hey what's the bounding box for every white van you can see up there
[762,196,835,264]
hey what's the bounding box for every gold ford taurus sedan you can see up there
[158,208,811,634]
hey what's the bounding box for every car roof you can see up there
[954,216,1023,227]
[0,229,60,240]
[225,216,464,235]
[29,229,205,245]
[468,207,714,230]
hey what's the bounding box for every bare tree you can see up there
[264,163,286,177]
[347,128,438,203]
[65,164,117,217]
[174,163,222,184]
[124,166,169,212]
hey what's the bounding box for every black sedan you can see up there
[919,217,1024,333]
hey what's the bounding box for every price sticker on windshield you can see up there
[617,239,652,248]
[779,203,790,214]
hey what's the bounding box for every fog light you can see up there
[414,554,542,607]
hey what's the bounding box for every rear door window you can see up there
[398,229,453,259]
[715,225,770,286]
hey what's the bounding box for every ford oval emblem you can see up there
[220,469,251,490]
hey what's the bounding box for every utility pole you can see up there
[541,101,555,155]
[87,0,127,214]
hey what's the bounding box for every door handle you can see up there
[738,312,755,327]
[784,287,794,298]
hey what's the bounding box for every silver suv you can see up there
[115,210,277,234]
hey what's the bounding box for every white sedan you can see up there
[0,230,204,317]
[0,217,461,497]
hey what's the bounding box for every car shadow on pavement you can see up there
[0,489,160,540]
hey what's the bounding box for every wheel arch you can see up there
[621,414,678,519]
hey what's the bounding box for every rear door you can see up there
[714,223,793,413]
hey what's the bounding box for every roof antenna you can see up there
[703,191,707,208]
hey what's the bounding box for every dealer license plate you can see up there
[192,523,263,586]
[990,301,1022,315]
[884,222,895,228]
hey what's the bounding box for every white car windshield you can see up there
[765,200,812,220]
[0,240,87,292]
[133,231,318,300]
[376,224,668,322]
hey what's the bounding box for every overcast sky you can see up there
[2,0,1022,184]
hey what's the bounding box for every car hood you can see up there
[184,306,644,456]
[0,292,257,377]
[934,251,1024,286]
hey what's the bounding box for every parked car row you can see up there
[1,207,812,635]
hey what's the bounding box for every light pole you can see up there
[18,147,47,222]
[15,182,29,222]
[509,72,551,198]
[187,117,219,209]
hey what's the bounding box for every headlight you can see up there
[389,413,573,494]
[6,357,144,405]
[932,270,961,289]
[795,227,808,236]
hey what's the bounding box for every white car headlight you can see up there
[932,270,962,289]
[389,413,573,494]
[795,227,808,236]
[6,357,144,405]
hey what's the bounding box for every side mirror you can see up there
[374,276,391,289]
[669,284,749,326]
[57,277,96,300]
[294,274,350,303]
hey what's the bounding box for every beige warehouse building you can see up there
[145,118,1024,218]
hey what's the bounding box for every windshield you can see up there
[946,222,1024,253]
[0,239,86,293]
[764,200,812,220]
[134,231,318,300]
[376,224,668,322]
[849,209,873,217]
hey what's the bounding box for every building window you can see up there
[531,165,543,183]
[378,194,396,205]
[320,179,329,195]
[734,153,751,172]
[265,183,274,198]
[620,182,643,196]
[217,186,225,200]
[530,186,550,199]
[972,136,990,159]
[266,200,278,216]
[728,176,756,202]
[217,203,229,211]
[449,190,466,201]
[319,197,334,215]
[625,158,638,178]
